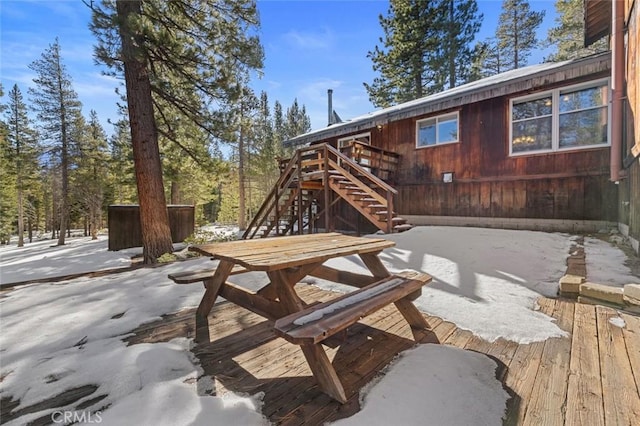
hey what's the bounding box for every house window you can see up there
[510,80,609,155]
[337,132,370,149]
[416,112,459,148]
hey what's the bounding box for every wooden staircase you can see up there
[242,144,411,239]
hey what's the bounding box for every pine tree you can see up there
[365,0,440,107]
[284,99,311,140]
[253,91,279,193]
[90,0,263,262]
[0,84,17,244]
[29,39,82,246]
[365,0,482,107]
[4,85,40,246]
[438,0,482,89]
[108,119,137,204]
[496,0,545,70]
[471,38,508,79]
[545,0,608,62]
[74,110,110,239]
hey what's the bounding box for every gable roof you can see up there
[285,51,611,147]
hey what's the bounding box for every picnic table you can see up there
[169,232,433,403]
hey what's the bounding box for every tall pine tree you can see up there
[4,85,40,247]
[75,110,110,239]
[495,0,545,70]
[29,39,82,246]
[89,0,263,262]
[365,0,482,107]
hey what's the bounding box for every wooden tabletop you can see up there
[190,232,395,271]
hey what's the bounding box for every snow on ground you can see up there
[314,227,573,344]
[0,236,133,285]
[582,236,638,286]
[332,344,509,426]
[0,226,636,425]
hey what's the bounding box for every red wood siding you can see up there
[312,78,618,222]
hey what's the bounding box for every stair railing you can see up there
[243,151,301,239]
[244,143,399,238]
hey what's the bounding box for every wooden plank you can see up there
[168,264,247,284]
[218,282,288,320]
[268,269,307,314]
[195,260,235,343]
[192,233,392,262]
[522,298,574,426]
[503,298,553,425]
[264,307,409,420]
[441,326,473,348]
[308,264,378,288]
[274,273,431,344]
[298,314,416,424]
[619,312,640,396]
[394,298,437,343]
[596,306,640,425]
[358,252,391,278]
[223,240,395,271]
[565,303,604,426]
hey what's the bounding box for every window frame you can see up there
[415,111,460,149]
[509,79,610,157]
[337,132,371,150]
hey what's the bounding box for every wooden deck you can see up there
[127,284,640,425]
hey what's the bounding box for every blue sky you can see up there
[1,0,558,136]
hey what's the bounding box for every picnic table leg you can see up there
[267,269,306,313]
[300,343,348,404]
[358,252,391,278]
[195,260,235,343]
[394,298,439,344]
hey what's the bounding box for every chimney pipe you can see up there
[328,89,333,126]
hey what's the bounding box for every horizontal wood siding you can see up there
[108,205,195,251]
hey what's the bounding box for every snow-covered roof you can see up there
[285,51,611,147]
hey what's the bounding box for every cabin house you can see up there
[245,4,638,253]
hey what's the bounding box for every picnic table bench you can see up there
[274,270,432,402]
[171,232,435,403]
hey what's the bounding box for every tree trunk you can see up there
[238,130,246,231]
[17,184,24,247]
[116,0,173,263]
[170,181,181,204]
[57,80,68,246]
[447,0,456,89]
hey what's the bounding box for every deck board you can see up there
[565,303,604,426]
[523,298,574,425]
[596,306,640,425]
[68,287,640,425]
[619,312,640,396]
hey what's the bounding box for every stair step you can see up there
[360,198,378,202]
[348,191,369,196]
[393,224,413,232]
[367,204,386,209]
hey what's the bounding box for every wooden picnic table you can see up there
[182,232,433,403]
